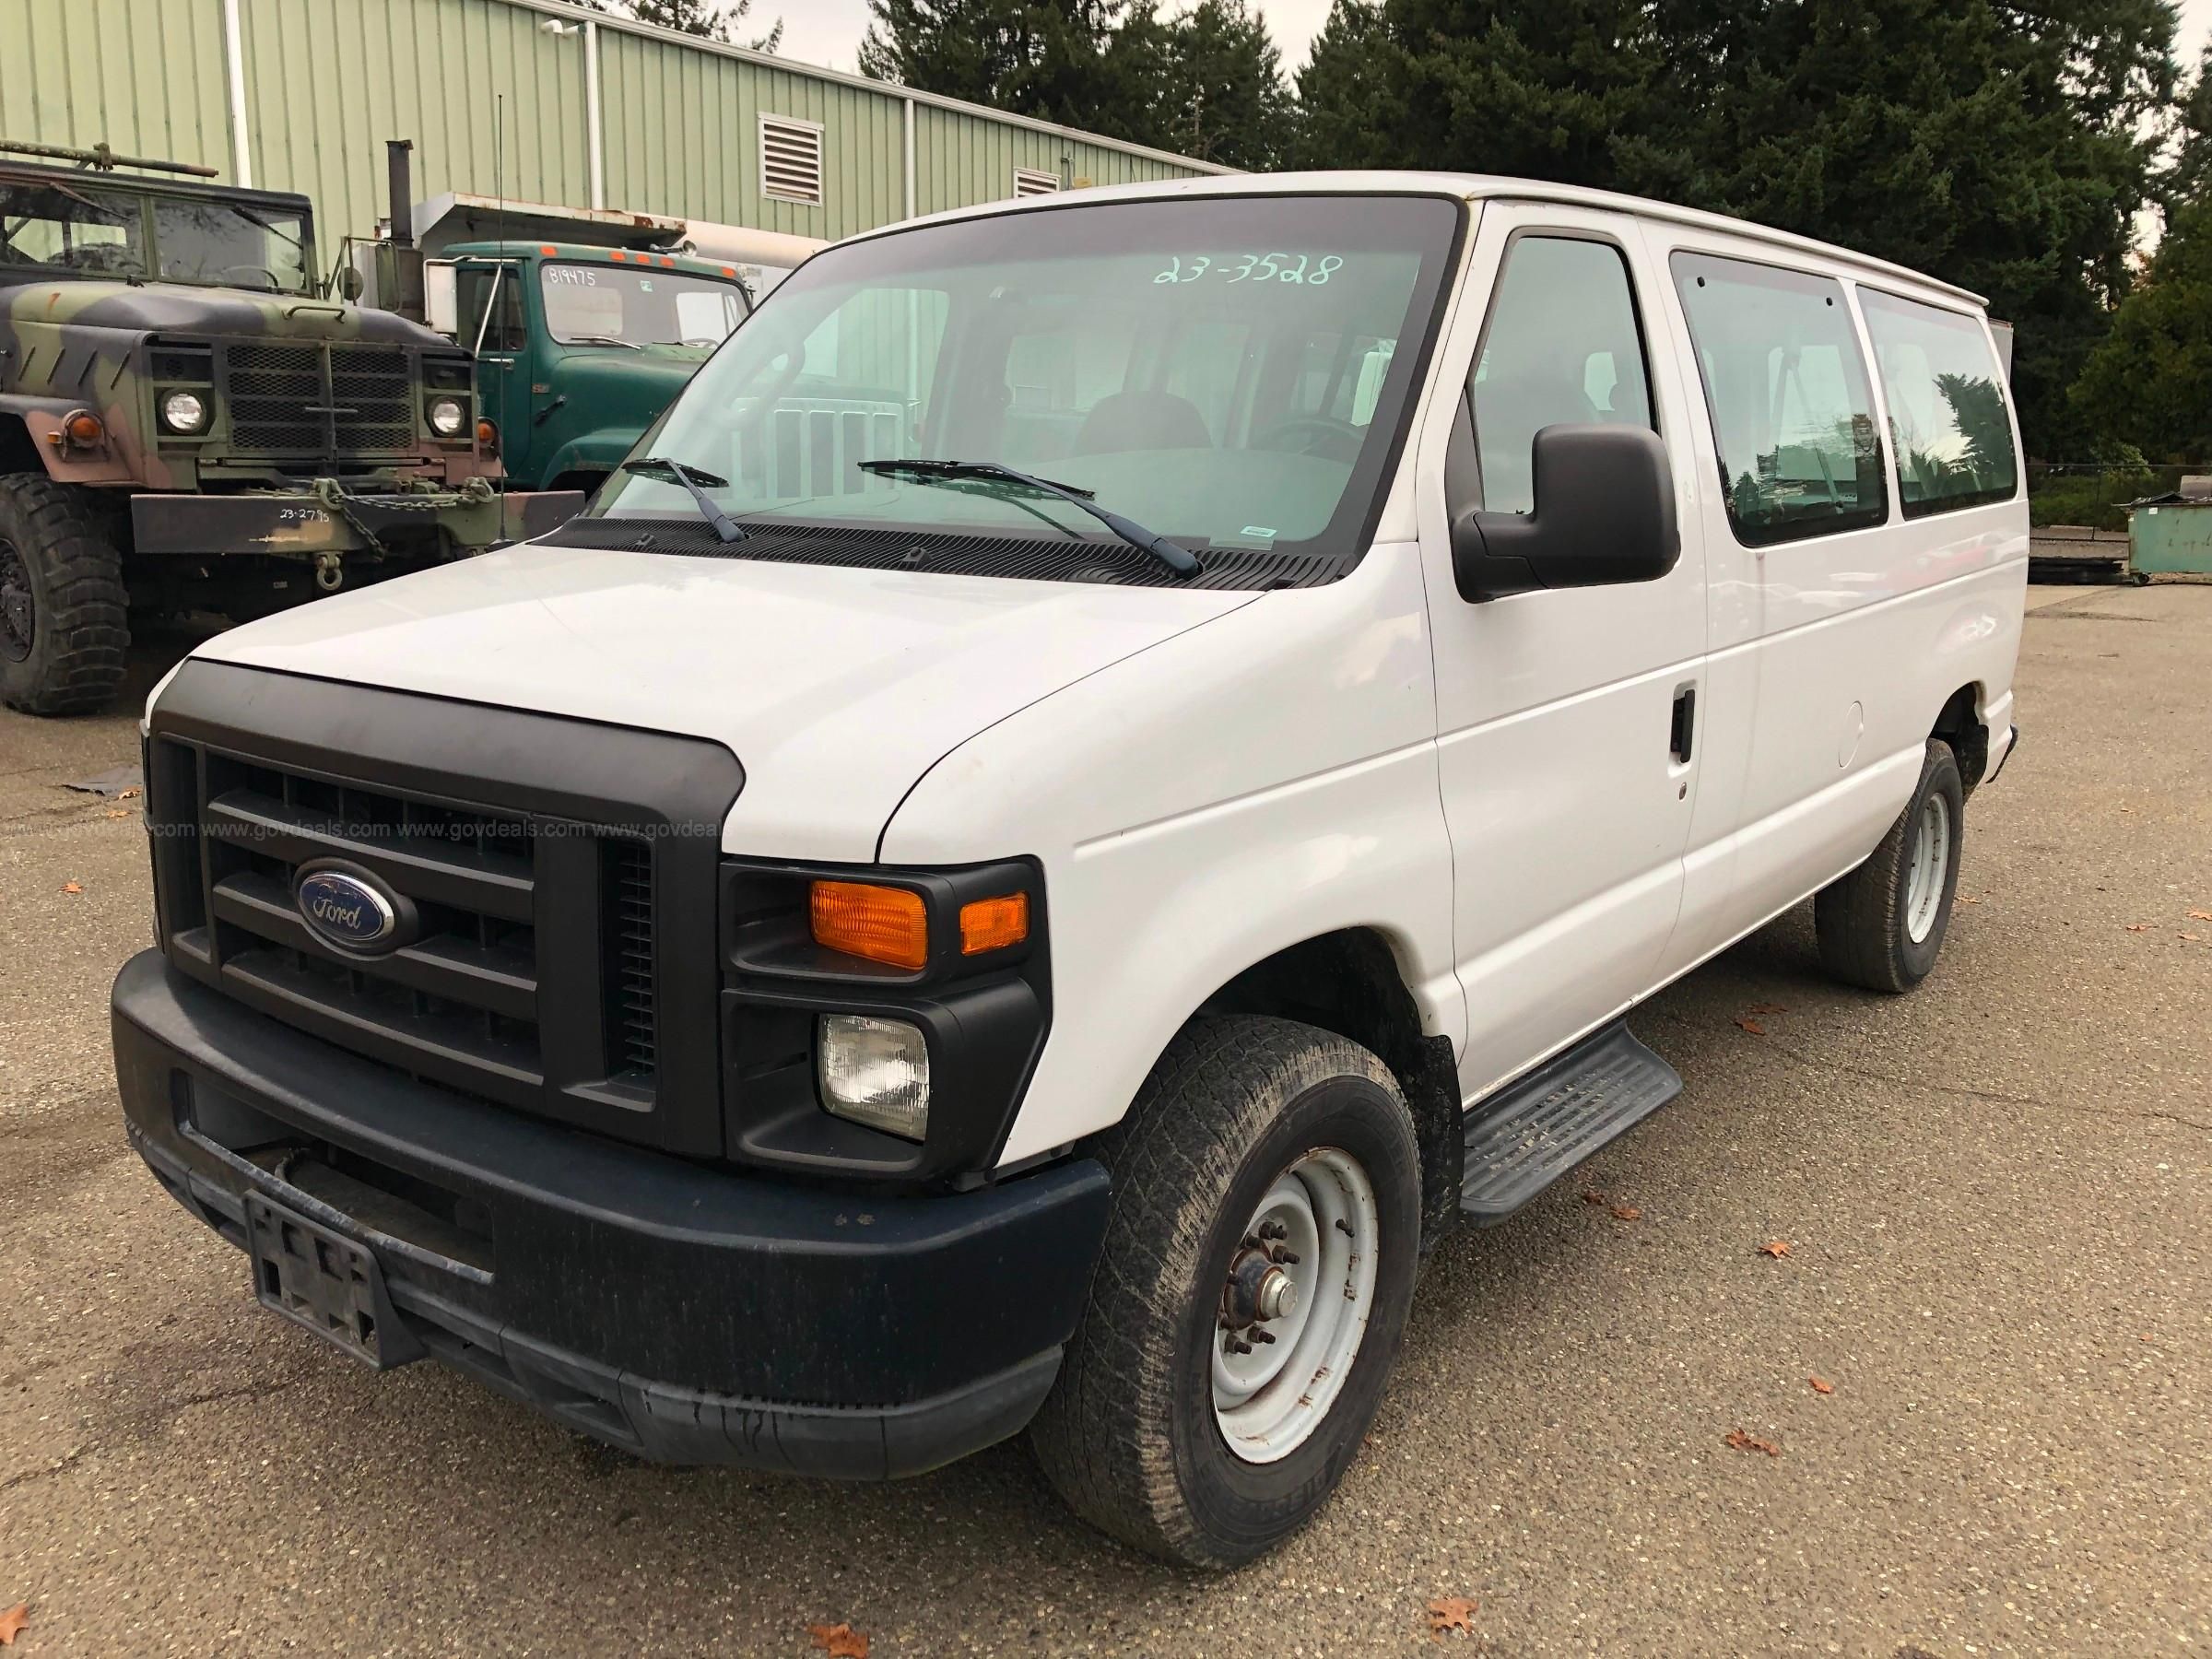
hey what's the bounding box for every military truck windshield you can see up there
[149,198,309,292]
[589,194,1460,562]
[0,179,147,277]
[0,175,311,292]
[540,263,746,348]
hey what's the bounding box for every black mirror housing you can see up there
[1451,423,1681,603]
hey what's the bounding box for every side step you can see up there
[1459,1022,1683,1225]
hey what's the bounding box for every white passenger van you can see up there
[115,173,2025,1567]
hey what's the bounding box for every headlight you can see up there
[818,1014,929,1141]
[159,390,208,434]
[428,396,466,436]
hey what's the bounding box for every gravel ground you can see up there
[3,585,2207,1657]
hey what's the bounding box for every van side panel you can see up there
[1641,227,2030,972]
[876,542,1464,1168]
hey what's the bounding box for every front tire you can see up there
[1815,738,1965,993]
[1030,1017,1423,1568]
[0,473,129,716]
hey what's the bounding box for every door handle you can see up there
[1670,685,1697,764]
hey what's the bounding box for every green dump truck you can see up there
[0,140,578,715]
[357,143,822,498]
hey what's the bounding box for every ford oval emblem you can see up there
[294,865,402,953]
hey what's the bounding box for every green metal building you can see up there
[0,0,1227,246]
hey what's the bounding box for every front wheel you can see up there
[1030,1017,1423,1568]
[0,473,129,716]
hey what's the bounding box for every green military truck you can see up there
[0,141,578,715]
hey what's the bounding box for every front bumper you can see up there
[129,488,584,558]
[112,950,1111,1477]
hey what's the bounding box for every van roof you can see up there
[853,171,1986,310]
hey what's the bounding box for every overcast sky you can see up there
[771,0,2210,79]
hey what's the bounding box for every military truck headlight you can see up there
[159,391,208,434]
[427,396,466,437]
[818,1015,930,1142]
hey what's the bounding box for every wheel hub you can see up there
[0,538,32,665]
[1210,1147,1381,1465]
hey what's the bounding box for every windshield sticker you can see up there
[1154,253,1344,287]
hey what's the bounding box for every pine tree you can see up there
[2069,196,2212,462]
[859,1,1125,128]
[574,0,782,53]
[2175,45,2212,207]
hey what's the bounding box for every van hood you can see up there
[191,543,1256,861]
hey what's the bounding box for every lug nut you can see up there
[1270,1247,1300,1266]
[1259,1219,1287,1241]
[1250,1327,1276,1344]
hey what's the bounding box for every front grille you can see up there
[150,739,658,1116]
[330,344,415,451]
[223,341,416,456]
[606,837,657,1077]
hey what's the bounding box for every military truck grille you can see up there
[223,341,415,455]
[147,740,659,1114]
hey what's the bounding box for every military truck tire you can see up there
[0,474,130,716]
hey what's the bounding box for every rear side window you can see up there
[1859,291,2018,516]
[1470,235,1655,515]
[1672,253,1887,546]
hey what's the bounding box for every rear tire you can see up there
[0,473,129,716]
[1815,739,1964,993]
[1030,1017,1423,1568]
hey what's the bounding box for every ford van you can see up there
[112,173,2025,1567]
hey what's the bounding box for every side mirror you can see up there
[337,265,365,302]
[423,262,459,336]
[1451,424,1680,603]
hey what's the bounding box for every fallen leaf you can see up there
[1428,1596,1479,1639]
[1724,1428,1781,1457]
[62,880,84,895]
[1957,894,1982,905]
[1734,1017,1767,1035]
[1581,1189,1608,1206]
[1610,1204,1642,1221]
[104,807,129,820]
[1759,1240,1792,1258]
[1809,1375,1834,1395]
[118,786,140,800]
[2125,924,2152,932]
[807,1623,869,1659]
[2190,910,2212,922]
[0,1605,27,1647]
[2183,934,2205,943]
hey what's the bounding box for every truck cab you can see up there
[426,241,756,496]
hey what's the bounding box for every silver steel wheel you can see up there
[1211,1147,1380,1465]
[1904,791,1951,944]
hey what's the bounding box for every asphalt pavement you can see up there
[3,585,2207,1656]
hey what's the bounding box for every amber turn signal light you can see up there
[959,893,1029,956]
[810,880,928,970]
[63,409,104,448]
[477,418,499,449]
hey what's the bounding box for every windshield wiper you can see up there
[618,456,746,543]
[856,459,1201,577]
[568,333,644,351]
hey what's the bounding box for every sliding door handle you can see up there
[1670,684,1697,764]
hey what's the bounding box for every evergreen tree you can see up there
[859,2,1125,127]
[2069,196,2212,463]
[2175,46,2212,206]
[1289,0,2177,453]
[575,0,782,53]
[1124,1,1296,171]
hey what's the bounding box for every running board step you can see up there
[1459,1022,1682,1224]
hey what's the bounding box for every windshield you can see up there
[541,262,747,347]
[587,194,1461,560]
[150,197,310,291]
[0,179,147,278]
[0,178,311,292]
